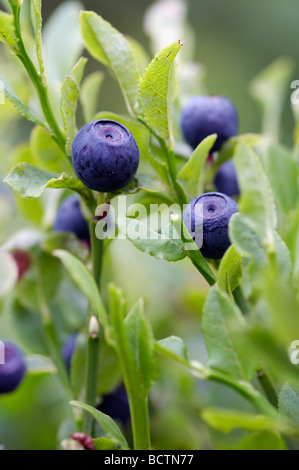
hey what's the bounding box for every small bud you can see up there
[89,316,100,338]
[70,433,96,451]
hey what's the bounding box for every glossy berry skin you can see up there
[97,385,130,425]
[0,341,26,394]
[61,333,77,372]
[214,160,240,197]
[71,120,140,192]
[53,195,90,243]
[183,192,238,259]
[180,95,239,151]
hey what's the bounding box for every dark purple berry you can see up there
[97,385,130,425]
[183,192,238,259]
[61,333,77,372]
[0,341,26,394]
[214,160,240,197]
[180,95,239,151]
[53,195,90,244]
[71,120,140,192]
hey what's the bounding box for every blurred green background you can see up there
[0,0,299,451]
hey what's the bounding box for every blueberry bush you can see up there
[1,0,299,451]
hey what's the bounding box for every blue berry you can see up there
[0,341,26,394]
[97,385,130,425]
[214,160,240,197]
[53,195,90,243]
[180,95,239,151]
[183,192,238,259]
[71,120,139,192]
[61,333,78,372]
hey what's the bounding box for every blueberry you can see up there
[71,120,140,192]
[11,249,31,281]
[53,195,90,243]
[0,341,26,394]
[183,192,238,259]
[180,95,239,151]
[61,333,78,372]
[97,385,130,425]
[214,160,240,197]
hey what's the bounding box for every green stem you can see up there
[257,369,278,408]
[12,5,66,151]
[83,214,104,434]
[83,324,100,435]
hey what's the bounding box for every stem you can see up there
[257,369,278,408]
[83,324,100,435]
[83,212,104,434]
[160,139,187,206]
[12,5,66,151]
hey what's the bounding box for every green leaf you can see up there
[236,431,287,451]
[218,246,243,296]
[126,36,150,74]
[93,437,115,450]
[279,383,299,427]
[0,11,19,53]
[202,287,256,381]
[70,401,129,450]
[31,0,47,86]
[117,216,186,262]
[80,71,104,123]
[43,1,83,84]
[26,355,56,376]
[138,40,183,144]
[234,142,277,251]
[4,162,91,202]
[177,134,217,199]
[155,336,189,365]
[216,134,264,168]
[95,111,169,183]
[61,57,87,156]
[259,142,299,214]
[30,126,69,173]
[0,77,45,126]
[53,250,109,332]
[124,299,157,392]
[80,11,140,116]
[201,408,278,433]
[249,57,295,140]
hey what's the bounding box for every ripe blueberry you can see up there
[180,95,239,151]
[53,195,90,244]
[11,249,31,281]
[183,192,238,259]
[97,385,130,425]
[0,341,26,394]
[71,120,140,192]
[214,160,240,197]
[61,333,77,372]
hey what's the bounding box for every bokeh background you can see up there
[0,0,299,450]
